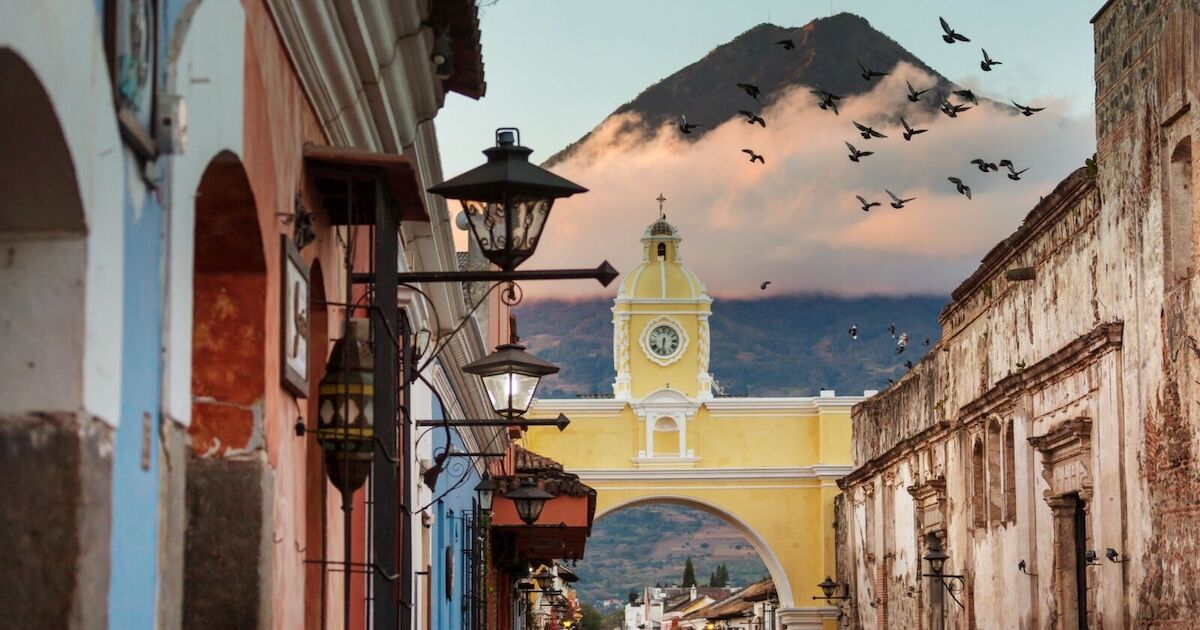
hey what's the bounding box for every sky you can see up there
[435,1,1104,298]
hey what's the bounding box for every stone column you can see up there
[1045,495,1083,630]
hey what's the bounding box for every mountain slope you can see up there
[545,13,956,166]
[516,294,944,398]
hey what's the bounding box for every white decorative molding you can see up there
[530,398,628,415]
[639,316,688,366]
[612,313,631,399]
[631,455,701,466]
[576,465,851,482]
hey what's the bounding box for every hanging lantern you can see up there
[461,343,560,419]
[428,128,587,271]
[505,476,553,525]
[474,473,498,512]
[317,318,375,493]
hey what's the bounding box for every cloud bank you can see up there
[520,63,1095,299]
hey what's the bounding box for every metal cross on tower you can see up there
[656,193,666,219]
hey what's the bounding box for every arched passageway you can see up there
[182,152,272,629]
[0,46,109,627]
[595,496,793,607]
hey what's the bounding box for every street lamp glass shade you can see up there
[474,474,498,512]
[925,544,949,575]
[428,128,587,271]
[462,343,560,419]
[818,577,838,599]
[506,476,553,525]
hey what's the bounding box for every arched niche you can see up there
[0,47,87,415]
[597,495,796,607]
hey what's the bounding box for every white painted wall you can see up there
[0,0,126,426]
[161,0,246,426]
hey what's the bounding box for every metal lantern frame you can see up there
[428,128,587,272]
[505,476,554,525]
[461,342,560,419]
[922,538,965,608]
[474,473,498,512]
[316,318,376,493]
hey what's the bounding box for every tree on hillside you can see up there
[628,589,639,605]
[579,604,603,630]
[708,571,717,587]
[682,557,697,587]
[717,564,729,586]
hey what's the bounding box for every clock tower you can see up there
[612,211,713,401]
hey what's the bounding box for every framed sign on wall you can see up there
[281,235,310,397]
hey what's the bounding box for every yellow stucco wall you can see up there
[523,218,859,620]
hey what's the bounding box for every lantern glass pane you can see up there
[461,197,553,270]
[515,495,545,524]
[481,372,540,417]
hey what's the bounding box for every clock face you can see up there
[648,325,681,357]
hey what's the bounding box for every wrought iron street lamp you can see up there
[506,476,553,525]
[922,537,965,608]
[461,343,560,419]
[429,128,588,271]
[317,318,375,493]
[474,473,498,512]
[814,577,851,604]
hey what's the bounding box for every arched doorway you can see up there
[0,47,105,627]
[182,152,271,628]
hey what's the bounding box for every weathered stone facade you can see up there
[835,2,1200,628]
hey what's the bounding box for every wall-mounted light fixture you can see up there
[505,476,553,525]
[1105,548,1129,564]
[922,537,965,608]
[813,577,852,604]
[1085,550,1102,566]
[1018,559,1038,576]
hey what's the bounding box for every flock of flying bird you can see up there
[677,16,1049,377]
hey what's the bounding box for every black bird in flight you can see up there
[939,17,970,43]
[940,96,972,118]
[812,89,842,115]
[906,80,931,102]
[948,176,973,199]
[923,337,931,346]
[678,116,702,134]
[1011,100,1045,116]
[760,281,772,290]
[853,121,887,139]
[737,82,763,102]
[888,322,897,338]
[886,189,915,209]
[849,325,859,340]
[738,110,766,127]
[857,60,889,81]
[953,89,979,106]
[971,158,999,173]
[776,39,795,50]
[1000,159,1029,180]
[856,195,881,212]
[845,142,874,163]
[742,149,765,164]
[905,360,914,369]
[900,117,927,141]
[980,48,1002,71]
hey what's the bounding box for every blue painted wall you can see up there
[107,173,163,628]
[429,397,483,630]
